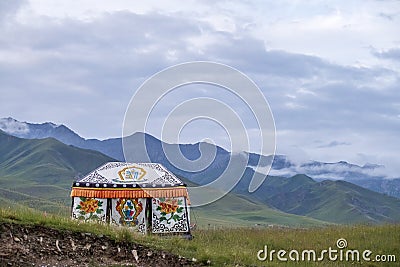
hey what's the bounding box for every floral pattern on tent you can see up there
[152,197,190,233]
[70,162,191,236]
[111,198,147,233]
[72,197,107,222]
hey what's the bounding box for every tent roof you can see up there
[71,162,189,201]
[74,162,184,187]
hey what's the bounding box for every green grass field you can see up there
[1,207,398,266]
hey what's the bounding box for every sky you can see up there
[0,0,399,175]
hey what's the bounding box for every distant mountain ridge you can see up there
[0,117,124,160]
[238,173,400,224]
[0,129,115,185]
[0,129,328,227]
[1,129,400,224]
[1,117,400,199]
[0,129,115,213]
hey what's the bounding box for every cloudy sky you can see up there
[1,0,399,175]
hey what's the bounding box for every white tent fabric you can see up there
[70,162,191,235]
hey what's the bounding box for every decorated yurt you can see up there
[70,162,191,236]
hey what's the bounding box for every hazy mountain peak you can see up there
[0,117,29,135]
[48,122,60,128]
[2,117,399,199]
[363,163,384,169]
[290,174,315,183]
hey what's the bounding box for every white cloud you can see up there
[0,118,30,135]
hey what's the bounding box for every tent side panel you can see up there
[110,198,147,233]
[151,196,190,233]
[71,196,107,222]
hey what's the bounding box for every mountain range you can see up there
[1,117,400,199]
[1,117,400,225]
[1,128,400,225]
[0,129,328,227]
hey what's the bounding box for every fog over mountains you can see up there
[1,117,399,199]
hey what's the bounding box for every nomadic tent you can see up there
[70,162,191,235]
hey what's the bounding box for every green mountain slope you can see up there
[3,129,397,226]
[192,193,329,228]
[0,130,329,227]
[179,177,329,227]
[251,174,400,224]
[0,130,115,185]
[0,130,115,211]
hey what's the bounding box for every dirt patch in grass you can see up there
[0,222,202,267]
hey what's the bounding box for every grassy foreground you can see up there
[1,207,399,266]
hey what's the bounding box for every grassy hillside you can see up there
[1,130,399,226]
[1,207,399,266]
[0,130,115,212]
[0,131,329,227]
[178,175,329,227]
[0,187,70,215]
[192,193,329,228]
[246,174,400,224]
[0,130,115,186]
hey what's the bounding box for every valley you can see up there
[1,122,400,226]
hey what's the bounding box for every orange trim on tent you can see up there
[71,187,190,204]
